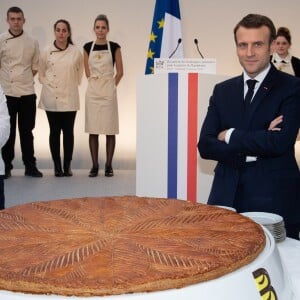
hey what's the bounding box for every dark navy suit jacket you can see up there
[291,56,300,78]
[198,65,300,225]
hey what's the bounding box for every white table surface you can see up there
[277,238,300,300]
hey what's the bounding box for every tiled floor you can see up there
[4,169,136,208]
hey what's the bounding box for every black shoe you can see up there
[4,169,11,179]
[54,160,64,177]
[105,165,114,177]
[55,169,64,177]
[89,166,98,177]
[64,169,73,177]
[25,167,43,177]
[63,161,73,177]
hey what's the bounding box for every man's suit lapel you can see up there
[234,75,245,113]
[245,66,278,123]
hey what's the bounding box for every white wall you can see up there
[1,0,300,169]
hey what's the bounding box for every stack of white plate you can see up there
[215,205,237,212]
[241,212,286,243]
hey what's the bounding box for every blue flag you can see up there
[145,0,184,74]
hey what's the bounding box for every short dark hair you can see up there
[94,14,109,30]
[234,14,276,45]
[276,27,291,44]
[7,6,24,18]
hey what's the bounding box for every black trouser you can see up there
[46,111,76,162]
[2,94,37,170]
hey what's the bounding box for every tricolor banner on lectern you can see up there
[136,73,201,203]
[145,0,184,74]
[167,73,198,202]
[137,73,228,203]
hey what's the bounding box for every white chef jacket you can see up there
[0,31,39,97]
[38,43,83,111]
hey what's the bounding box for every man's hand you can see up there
[217,130,227,141]
[268,115,283,131]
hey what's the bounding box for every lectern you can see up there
[136,72,228,203]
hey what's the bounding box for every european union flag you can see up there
[145,0,183,74]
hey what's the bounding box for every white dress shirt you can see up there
[272,52,295,76]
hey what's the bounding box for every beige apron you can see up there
[85,41,119,134]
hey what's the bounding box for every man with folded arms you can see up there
[198,14,300,239]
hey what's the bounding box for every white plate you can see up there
[215,205,237,212]
[241,212,283,225]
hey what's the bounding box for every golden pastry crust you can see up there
[0,196,265,296]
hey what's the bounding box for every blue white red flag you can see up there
[145,0,184,74]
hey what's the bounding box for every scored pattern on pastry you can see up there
[0,196,265,296]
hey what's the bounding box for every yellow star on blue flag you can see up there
[145,0,183,74]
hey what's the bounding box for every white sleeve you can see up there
[225,128,234,144]
[0,86,10,148]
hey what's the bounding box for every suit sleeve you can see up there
[198,85,246,169]
[229,80,300,157]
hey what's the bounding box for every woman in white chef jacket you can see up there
[84,14,123,177]
[39,19,83,177]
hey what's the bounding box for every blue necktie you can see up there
[244,79,257,110]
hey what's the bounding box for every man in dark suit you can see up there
[198,14,300,239]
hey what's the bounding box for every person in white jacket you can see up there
[0,85,10,209]
[0,6,42,179]
[38,19,83,177]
